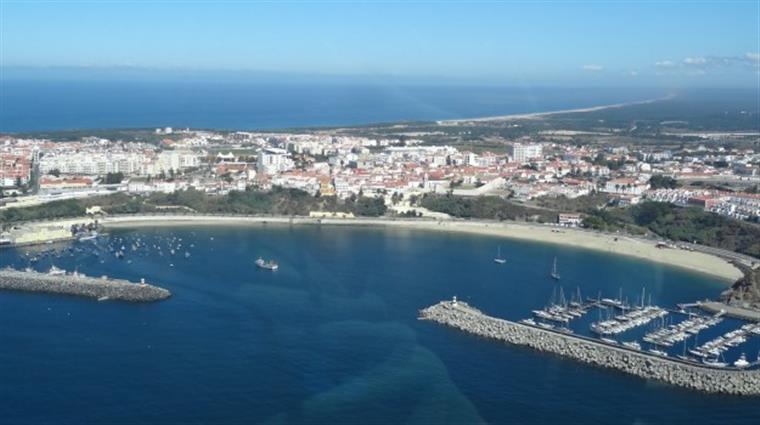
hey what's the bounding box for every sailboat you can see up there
[494,246,506,264]
[550,257,560,280]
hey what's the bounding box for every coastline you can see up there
[438,94,674,124]
[96,214,742,281]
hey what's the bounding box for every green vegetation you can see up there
[0,199,87,224]
[0,188,391,226]
[648,174,679,189]
[583,201,760,258]
[534,193,610,213]
[420,193,554,222]
[351,196,387,217]
[104,172,125,185]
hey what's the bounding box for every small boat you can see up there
[97,296,110,302]
[622,341,641,350]
[601,337,617,345]
[648,348,668,357]
[550,257,560,280]
[77,231,98,242]
[734,353,750,368]
[255,257,279,271]
[703,357,728,367]
[47,265,66,276]
[494,246,506,264]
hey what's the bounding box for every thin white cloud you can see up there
[655,54,760,73]
[655,60,676,68]
[683,57,707,65]
[581,64,604,71]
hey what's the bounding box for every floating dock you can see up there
[419,299,760,396]
[0,268,171,302]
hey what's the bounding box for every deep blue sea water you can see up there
[1,225,759,424]
[0,81,665,132]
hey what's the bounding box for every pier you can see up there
[0,268,171,302]
[420,299,760,396]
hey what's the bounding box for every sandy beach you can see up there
[438,94,674,124]
[99,214,742,282]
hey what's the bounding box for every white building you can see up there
[603,178,649,195]
[507,143,543,163]
[257,148,294,175]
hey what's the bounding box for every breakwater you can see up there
[0,268,171,302]
[420,300,760,396]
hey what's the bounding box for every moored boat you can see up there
[255,257,279,271]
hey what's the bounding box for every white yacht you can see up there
[494,246,506,264]
[734,353,750,368]
[47,265,66,276]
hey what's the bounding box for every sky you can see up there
[1,1,759,87]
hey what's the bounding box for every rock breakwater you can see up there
[0,268,171,302]
[420,300,760,396]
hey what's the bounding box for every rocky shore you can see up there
[420,300,760,396]
[0,268,171,302]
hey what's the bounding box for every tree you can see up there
[649,174,679,189]
[104,172,125,185]
[352,196,387,217]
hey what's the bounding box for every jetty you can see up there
[0,268,171,302]
[419,299,760,396]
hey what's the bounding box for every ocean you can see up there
[1,225,758,424]
[0,80,666,132]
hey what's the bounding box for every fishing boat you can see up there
[550,257,560,280]
[494,246,506,264]
[255,257,279,271]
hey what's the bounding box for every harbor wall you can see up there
[420,301,760,396]
[0,269,171,302]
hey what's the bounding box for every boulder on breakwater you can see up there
[0,268,171,302]
[419,300,760,396]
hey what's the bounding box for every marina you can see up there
[0,224,758,423]
[421,298,760,395]
[521,286,760,370]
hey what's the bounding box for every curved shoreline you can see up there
[438,94,674,123]
[95,214,742,281]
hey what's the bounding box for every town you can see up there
[1,125,758,222]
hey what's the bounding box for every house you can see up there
[558,213,582,227]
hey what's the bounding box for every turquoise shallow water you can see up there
[1,225,758,424]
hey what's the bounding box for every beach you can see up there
[438,94,675,124]
[98,214,742,281]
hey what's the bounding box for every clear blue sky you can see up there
[1,1,759,87]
